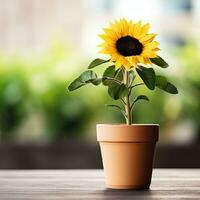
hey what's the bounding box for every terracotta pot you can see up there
[97,124,159,190]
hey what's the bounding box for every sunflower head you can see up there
[99,18,160,70]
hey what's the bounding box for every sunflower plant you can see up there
[68,19,178,125]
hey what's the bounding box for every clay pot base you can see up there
[107,184,150,190]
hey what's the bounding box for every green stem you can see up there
[124,70,131,125]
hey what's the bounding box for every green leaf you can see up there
[155,75,167,86]
[102,65,123,86]
[80,70,97,82]
[150,56,169,68]
[88,58,109,69]
[102,65,116,86]
[107,104,122,110]
[134,95,149,102]
[108,83,129,100]
[156,75,178,94]
[131,95,149,110]
[68,70,98,91]
[136,66,156,90]
[91,78,102,85]
[164,82,178,94]
[68,79,85,91]
[103,65,115,78]
[128,70,136,86]
[115,68,123,81]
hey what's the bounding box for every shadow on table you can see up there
[100,189,154,199]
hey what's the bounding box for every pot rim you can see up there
[97,124,159,127]
[96,124,159,142]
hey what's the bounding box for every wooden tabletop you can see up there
[0,169,199,199]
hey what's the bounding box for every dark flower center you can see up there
[116,36,143,56]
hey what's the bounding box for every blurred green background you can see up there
[0,0,200,145]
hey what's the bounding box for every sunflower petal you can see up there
[143,57,152,64]
[138,56,144,63]
[145,41,160,49]
[140,23,150,37]
[133,20,142,37]
[152,47,160,51]
[120,18,129,35]
[98,34,116,44]
[140,34,157,43]
[115,61,122,70]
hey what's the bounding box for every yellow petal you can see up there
[144,41,160,49]
[152,47,160,51]
[140,23,150,37]
[123,58,131,70]
[130,57,137,65]
[110,54,120,62]
[143,57,151,64]
[142,50,157,58]
[140,34,157,43]
[98,34,116,44]
[103,28,119,39]
[138,56,144,63]
[115,61,122,70]
[128,20,134,35]
[133,20,142,38]
[120,18,129,36]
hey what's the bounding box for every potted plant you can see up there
[68,19,178,189]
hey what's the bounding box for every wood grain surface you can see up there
[0,169,199,199]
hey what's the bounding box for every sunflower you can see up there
[99,18,160,70]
